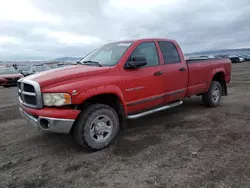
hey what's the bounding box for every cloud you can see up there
[31,28,103,45]
[0,36,21,44]
[0,0,60,24]
[0,0,250,60]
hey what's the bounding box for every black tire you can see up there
[203,81,222,107]
[73,104,120,151]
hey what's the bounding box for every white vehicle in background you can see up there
[238,56,245,62]
[31,64,51,74]
[208,55,215,59]
[240,58,245,62]
[232,55,246,62]
[241,54,250,61]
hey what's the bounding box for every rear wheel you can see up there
[203,81,222,107]
[73,104,120,151]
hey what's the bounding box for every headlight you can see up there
[42,93,71,106]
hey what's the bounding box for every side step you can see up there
[127,100,183,119]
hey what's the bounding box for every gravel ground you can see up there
[1,63,250,188]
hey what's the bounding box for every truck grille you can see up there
[18,79,43,109]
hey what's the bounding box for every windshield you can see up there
[0,68,18,75]
[80,42,133,66]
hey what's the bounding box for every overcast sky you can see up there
[0,0,250,61]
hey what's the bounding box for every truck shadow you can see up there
[27,131,85,153]
[30,97,205,156]
[125,97,204,129]
[112,97,205,157]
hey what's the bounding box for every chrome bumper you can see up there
[19,108,75,133]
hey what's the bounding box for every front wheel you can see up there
[203,81,222,107]
[73,104,120,151]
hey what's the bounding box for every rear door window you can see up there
[158,41,181,64]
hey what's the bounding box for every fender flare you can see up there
[206,68,226,91]
[75,85,127,114]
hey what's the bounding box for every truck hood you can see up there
[26,65,111,87]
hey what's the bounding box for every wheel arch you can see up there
[72,85,127,131]
[209,70,227,96]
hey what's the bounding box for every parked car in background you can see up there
[228,55,241,63]
[241,54,250,61]
[13,64,52,77]
[235,55,246,62]
[31,64,51,73]
[57,63,76,68]
[186,55,216,61]
[237,55,250,61]
[207,55,215,59]
[46,62,76,69]
[214,55,225,59]
[13,64,33,76]
[0,67,23,87]
[47,64,59,69]
[19,65,32,76]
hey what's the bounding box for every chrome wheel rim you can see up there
[212,86,220,103]
[90,115,113,143]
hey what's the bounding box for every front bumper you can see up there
[19,107,75,133]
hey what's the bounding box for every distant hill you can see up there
[54,57,81,61]
[186,48,250,56]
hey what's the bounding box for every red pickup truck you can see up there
[18,38,231,150]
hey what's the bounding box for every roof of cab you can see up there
[107,38,176,44]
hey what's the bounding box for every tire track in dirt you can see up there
[0,105,20,123]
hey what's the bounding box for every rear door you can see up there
[156,41,188,103]
[121,41,165,114]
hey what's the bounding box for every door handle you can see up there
[179,68,186,71]
[154,71,163,76]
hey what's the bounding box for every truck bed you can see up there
[186,57,228,63]
[186,58,231,97]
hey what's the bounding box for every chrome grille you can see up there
[18,79,43,109]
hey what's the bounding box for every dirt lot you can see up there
[1,63,250,188]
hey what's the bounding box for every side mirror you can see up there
[125,56,147,69]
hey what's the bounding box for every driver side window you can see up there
[130,42,159,67]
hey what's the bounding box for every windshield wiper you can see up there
[79,60,102,67]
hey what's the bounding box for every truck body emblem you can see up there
[72,90,78,95]
[126,86,145,92]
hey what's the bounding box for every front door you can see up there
[120,41,165,114]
